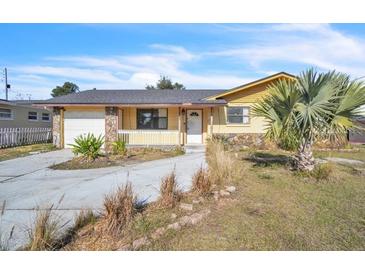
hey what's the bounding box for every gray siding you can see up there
[0,104,52,128]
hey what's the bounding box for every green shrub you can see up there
[277,131,300,151]
[310,163,334,182]
[69,133,104,161]
[112,140,127,155]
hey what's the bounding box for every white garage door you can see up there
[64,111,105,148]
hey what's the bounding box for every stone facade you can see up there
[213,133,276,149]
[105,106,118,153]
[52,107,62,148]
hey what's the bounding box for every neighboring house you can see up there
[349,116,365,144]
[36,72,294,152]
[0,99,52,128]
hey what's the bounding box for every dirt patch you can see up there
[51,147,184,170]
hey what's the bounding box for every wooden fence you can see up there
[0,128,52,148]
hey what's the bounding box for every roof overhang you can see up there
[204,72,296,100]
[34,102,227,108]
[0,100,16,106]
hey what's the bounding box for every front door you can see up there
[187,109,202,144]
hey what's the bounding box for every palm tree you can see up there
[252,69,365,171]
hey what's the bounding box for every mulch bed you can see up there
[51,148,184,170]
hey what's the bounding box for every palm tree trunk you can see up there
[294,140,315,171]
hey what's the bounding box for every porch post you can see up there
[178,107,182,145]
[52,107,63,148]
[105,106,118,154]
[209,107,214,138]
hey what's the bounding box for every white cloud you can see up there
[210,24,365,76]
[8,44,251,99]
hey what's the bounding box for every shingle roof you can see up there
[0,99,16,106]
[11,100,47,105]
[40,89,227,105]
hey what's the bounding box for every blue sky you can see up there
[1,23,365,99]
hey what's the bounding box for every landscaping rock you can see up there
[179,203,193,211]
[226,186,236,193]
[179,215,192,226]
[219,190,231,196]
[198,197,205,203]
[171,213,177,220]
[151,227,166,240]
[118,244,131,251]
[132,237,150,250]
[213,191,219,201]
[178,209,211,227]
[167,222,181,231]
[192,199,201,204]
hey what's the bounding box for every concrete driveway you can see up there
[0,149,205,250]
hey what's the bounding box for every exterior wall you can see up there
[211,104,267,134]
[211,82,272,135]
[0,104,52,128]
[105,107,118,153]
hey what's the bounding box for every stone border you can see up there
[118,185,237,251]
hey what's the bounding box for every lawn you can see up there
[142,147,365,251]
[51,147,184,170]
[0,143,57,162]
[314,144,365,161]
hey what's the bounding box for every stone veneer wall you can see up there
[105,106,118,153]
[52,107,62,148]
[213,133,276,149]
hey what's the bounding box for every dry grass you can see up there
[145,148,365,251]
[158,170,182,208]
[72,209,97,232]
[26,208,60,251]
[0,143,56,162]
[310,163,335,182]
[192,166,212,196]
[206,139,240,185]
[103,183,136,235]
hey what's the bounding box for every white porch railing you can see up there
[118,130,180,145]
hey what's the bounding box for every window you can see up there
[137,108,167,129]
[0,108,12,120]
[28,111,38,121]
[42,113,50,121]
[227,107,250,124]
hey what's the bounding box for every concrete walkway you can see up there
[0,149,205,250]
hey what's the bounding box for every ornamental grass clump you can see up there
[158,170,182,208]
[26,206,60,251]
[103,183,136,235]
[192,166,212,196]
[206,139,237,185]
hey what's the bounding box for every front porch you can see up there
[115,106,215,147]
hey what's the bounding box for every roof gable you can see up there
[205,72,295,100]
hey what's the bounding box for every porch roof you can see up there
[37,89,227,107]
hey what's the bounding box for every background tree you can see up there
[252,68,365,171]
[146,75,185,90]
[51,82,79,97]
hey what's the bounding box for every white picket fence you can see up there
[0,128,52,148]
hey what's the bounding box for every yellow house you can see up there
[37,72,294,152]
